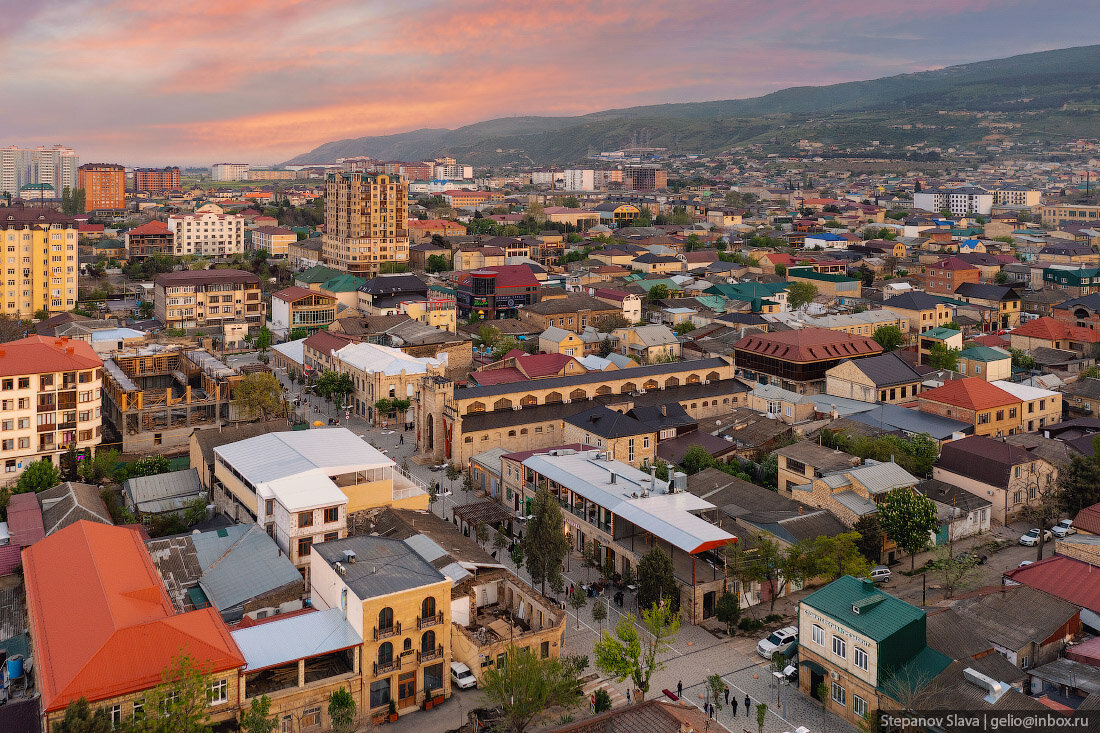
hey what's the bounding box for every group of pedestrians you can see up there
[679,679,753,721]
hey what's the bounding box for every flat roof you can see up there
[523,450,735,554]
[313,536,447,600]
[214,427,393,486]
[230,608,361,672]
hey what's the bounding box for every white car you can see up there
[1019,528,1052,546]
[757,626,798,659]
[870,566,892,584]
[450,662,477,689]
[1052,519,1076,538]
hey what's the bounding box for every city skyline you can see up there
[5,0,1100,166]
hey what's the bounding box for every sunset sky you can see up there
[4,0,1098,167]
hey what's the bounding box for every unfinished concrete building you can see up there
[103,345,244,453]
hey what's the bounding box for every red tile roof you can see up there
[1072,503,1100,535]
[78,223,104,233]
[24,521,244,713]
[126,220,171,236]
[733,327,883,363]
[155,269,259,287]
[272,286,320,302]
[471,367,526,386]
[0,335,102,377]
[501,443,594,462]
[970,333,1010,348]
[456,264,539,289]
[7,492,45,547]
[516,353,574,378]
[918,377,1020,411]
[303,330,354,357]
[931,256,978,271]
[1012,316,1100,343]
[252,225,295,236]
[1002,555,1100,614]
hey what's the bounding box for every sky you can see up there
[3,0,1099,167]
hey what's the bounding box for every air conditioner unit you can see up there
[563,398,571,403]
[830,671,839,681]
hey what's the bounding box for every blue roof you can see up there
[192,525,303,618]
[809,232,847,241]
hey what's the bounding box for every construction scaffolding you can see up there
[102,345,244,453]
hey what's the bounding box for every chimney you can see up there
[609,471,617,485]
[798,505,803,515]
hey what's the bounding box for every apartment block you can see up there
[986,187,1041,207]
[323,172,410,277]
[913,187,992,216]
[251,225,296,257]
[132,166,181,193]
[77,163,125,212]
[211,162,249,181]
[0,335,102,479]
[623,165,667,191]
[563,169,595,191]
[153,269,264,329]
[124,219,174,260]
[0,145,78,200]
[168,203,245,257]
[1042,203,1100,228]
[0,205,79,317]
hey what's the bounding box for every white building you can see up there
[168,203,245,257]
[432,164,472,180]
[0,145,78,199]
[913,187,993,217]
[210,162,250,181]
[563,169,595,191]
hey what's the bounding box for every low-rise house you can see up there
[775,441,861,495]
[518,293,619,334]
[561,405,656,467]
[538,326,585,356]
[933,435,1057,525]
[787,266,861,299]
[1053,293,1100,330]
[915,478,992,541]
[952,586,1080,670]
[1060,378,1100,418]
[917,377,1023,437]
[825,351,924,404]
[270,286,337,337]
[612,324,681,363]
[746,383,817,423]
[734,327,883,395]
[992,380,1062,433]
[789,460,920,541]
[917,325,963,364]
[957,345,1012,381]
[1010,316,1100,356]
[1003,556,1100,633]
[881,290,956,336]
[122,467,205,517]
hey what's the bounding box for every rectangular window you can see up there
[831,681,846,706]
[110,705,122,728]
[370,679,391,708]
[324,506,339,523]
[855,647,868,671]
[297,537,313,557]
[208,678,228,705]
[541,641,550,658]
[996,410,1004,421]
[265,499,274,515]
[812,624,825,646]
[853,694,867,718]
[298,510,314,528]
[832,635,846,659]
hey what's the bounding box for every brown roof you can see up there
[271,286,321,302]
[0,206,76,226]
[935,435,1038,486]
[733,327,883,362]
[251,226,294,236]
[155,269,259,287]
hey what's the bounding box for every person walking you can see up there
[677,680,683,699]
[724,685,730,706]
[731,696,738,717]
[744,695,751,716]
[626,689,631,705]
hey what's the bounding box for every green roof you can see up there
[296,265,343,284]
[922,326,961,340]
[788,267,858,283]
[321,273,367,292]
[801,575,925,643]
[705,282,787,301]
[637,278,680,292]
[958,346,1009,362]
[877,645,952,696]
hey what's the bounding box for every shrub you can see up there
[594,688,612,712]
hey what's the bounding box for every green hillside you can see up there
[283,45,1100,166]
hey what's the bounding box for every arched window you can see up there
[546,391,563,403]
[508,430,516,437]
[494,398,513,410]
[596,385,612,396]
[421,630,436,654]
[467,401,485,414]
[706,371,720,382]
[665,376,680,387]
[570,388,587,401]
[520,394,537,407]
[422,597,436,619]
[686,373,701,384]
[378,642,393,665]
[643,380,658,390]
[620,382,636,394]
[403,637,412,652]
[378,607,393,630]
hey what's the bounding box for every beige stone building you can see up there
[824,352,924,405]
[613,324,681,363]
[153,269,265,329]
[330,340,446,424]
[323,172,410,277]
[168,203,245,257]
[250,225,296,257]
[0,335,102,479]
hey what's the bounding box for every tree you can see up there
[328,687,356,733]
[593,604,681,701]
[239,695,278,733]
[598,336,614,358]
[872,325,905,352]
[653,459,670,482]
[787,281,818,310]
[16,458,61,494]
[253,326,272,354]
[680,445,717,475]
[374,398,394,418]
[1058,452,1100,515]
[853,515,885,565]
[233,372,284,421]
[474,324,501,349]
[510,544,525,572]
[673,321,695,336]
[481,645,581,733]
[774,264,787,277]
[522,488,571,595]
[637,546,680,613]
[127,455,172,479]
[756,703,768,733]
[53,698,112,733]
[77,448,121,484]
[817,681,830,733]
[582,539,601,581]
[716,591,740,635]
[647,284,670,302]
[878,488,939,572]
[425,254,451,273]
[927,343,960,371]
[492,336,524,361]
[591,599,607,631]
[1009,348,1036,371]
[593,687,612,713]
[707,673,725,715]
[805,532,872,581]
[569,590,587,629]
[994,270,1009,284]
[142,652,217,733]
[932,543,980,600]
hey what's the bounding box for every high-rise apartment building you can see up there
[0,335,103,478]
[211,163,250,181]
[132,166,181,192]
[77,163,126,212]
[623,165,667,191]
[167,203,245,257]
[563,169,595,191]
[322,172,409,277]
[0,145,79,200]
[0,205,79,317]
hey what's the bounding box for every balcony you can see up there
[374,657,401,675]
[418,645,444,664]
[417,613,443,630]
[373,621,401,641]
[37,401,55,413]
[392,465,428,502]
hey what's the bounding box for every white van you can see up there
[450,661,477,689]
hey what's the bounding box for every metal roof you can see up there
[842,460,919,495]
[522,450,735,555]
[214,428,392,486]
[192,525,302,619]
[812,396,971,440]
[832,491,879,516]
[230,608,361,672]
[802,575,926,642]
[313,535,447,600]
[122,468,204,514]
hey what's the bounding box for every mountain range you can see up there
[284,45,1100,167]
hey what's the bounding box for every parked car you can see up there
[450,662,477,689]
[1019,528,1052,546]
[1052,519,1076,538]
[757,626,798,659]
[870,566,892,583]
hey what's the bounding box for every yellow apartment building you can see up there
[0,205,79,316]
[251,225,297,257]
